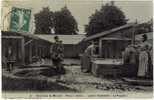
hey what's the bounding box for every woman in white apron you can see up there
[138,34,152,78]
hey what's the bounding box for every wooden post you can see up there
[29,44,32,63]
[132,26,135,45]
[21,38,25,65]
[132,22,137,45]
[35,41,38,57]
[99,38,103,57]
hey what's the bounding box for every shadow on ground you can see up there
[14,67,65,77]
[40,67,65,77]
[2,67,75,92]
[2,76,77,92]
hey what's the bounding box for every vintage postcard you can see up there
[1,0,153,99]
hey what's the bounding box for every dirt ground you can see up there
[55,65,153,92]
[2,59,153,96]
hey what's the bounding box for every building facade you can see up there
[2,31,51,66]
[84,23,135,59]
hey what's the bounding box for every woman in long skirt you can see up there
[138,34,151,78]
[123,45,138,77]
[81,42,96,73]
[138,50,149,77]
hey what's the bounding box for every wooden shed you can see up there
[2,31,51,66]
[84,23,135,59]
[35,34,85,58]
[83,23,137,77]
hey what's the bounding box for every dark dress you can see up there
[51,42,64,73]
[81,45,95,72]
[123,45,138,77]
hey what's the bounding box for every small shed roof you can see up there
[2,31,39,40]
[84,23,135,41]
[2,31,51,44]
[135,32,153,41]
[35,34,86,44]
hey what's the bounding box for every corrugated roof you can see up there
[2,31,51,44]
[84,23,135,41]
[135,32,153,41]
[2,31,39,40]
[35,34,85,44]
[2,31,86,44]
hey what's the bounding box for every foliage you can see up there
[53,6,78,35]
[34,7,53,34]
[34,6,78,34]
[85,3,127,36]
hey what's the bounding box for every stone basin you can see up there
[13,66,65,78]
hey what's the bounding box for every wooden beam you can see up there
[99,38,103,57]
[24,39,33,46]
[2,36,23,39]
[21,38,25,65]
[84,23,134,41]
[29,44,32,63]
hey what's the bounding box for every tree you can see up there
[34,7,53,34]
[53,6,78,35]
[85,2,127,36]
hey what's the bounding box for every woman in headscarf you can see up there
[123,44,138,77]
[81,41,97,73]
[138,34,152,78]
[51,36,64,74]
[148,46,153,79]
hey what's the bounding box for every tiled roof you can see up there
[84,23,135,41]
[35,34,85,44]
[2,31,85,44]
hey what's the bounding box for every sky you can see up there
[2,0,153,34]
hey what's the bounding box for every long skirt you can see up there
[138,51,149,77]
[52,59,64,74]
[81,53,91,72]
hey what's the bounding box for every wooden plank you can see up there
[91,59,123,77]
[24,39,33,46]
[29,44,32,63]
[84,23,134,41]
[99,38,102,57]
[100,37,131,40]
[2,36,23,39]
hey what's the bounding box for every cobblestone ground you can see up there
[2,59,153,94]
[56,65,153,93]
